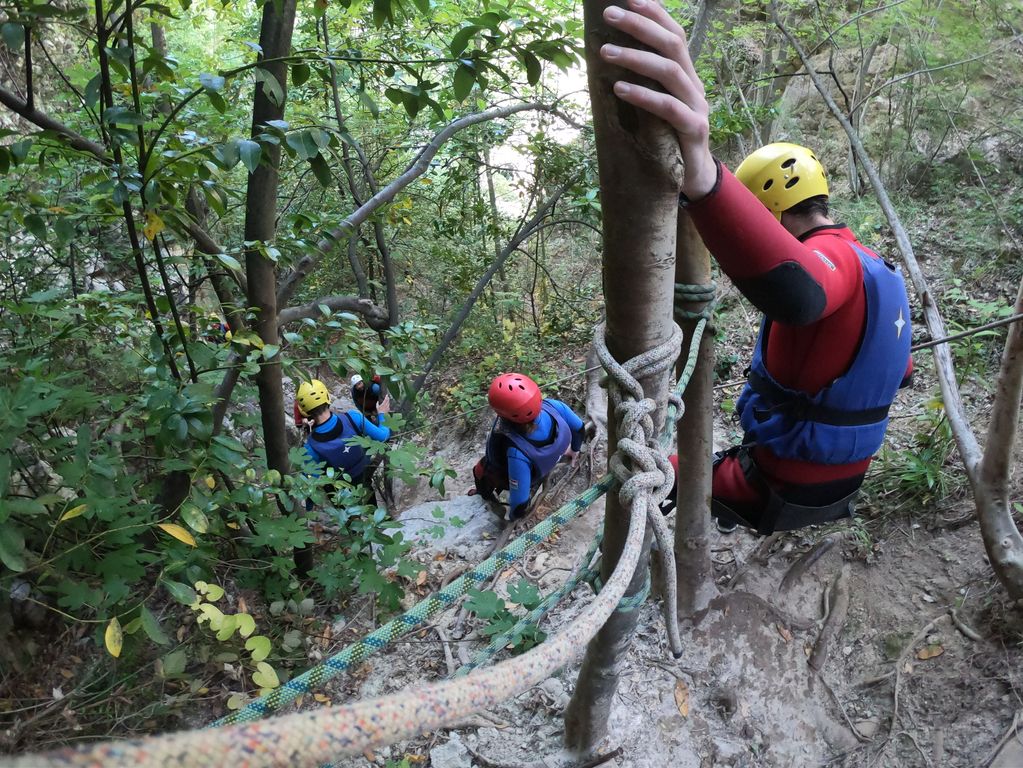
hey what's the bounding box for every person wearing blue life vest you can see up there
[471,373,586,521]
[295,379,392,499]
[292,379,393,577]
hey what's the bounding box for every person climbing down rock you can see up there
[350,373,385,424]
[470,372,585,521]
[598,0,913,536]
[295,378,392,506]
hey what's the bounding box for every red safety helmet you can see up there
[488,373,542,424]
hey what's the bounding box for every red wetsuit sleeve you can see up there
[684,163,862,326]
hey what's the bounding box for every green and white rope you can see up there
[216,476,613,727]
[453,533,604,677]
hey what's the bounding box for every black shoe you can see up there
[715,518,738,534]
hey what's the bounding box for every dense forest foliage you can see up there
[0,0,1021,757]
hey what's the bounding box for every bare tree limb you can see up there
[278,294,390,328]
[771,3,981,470]
[408,183,571,397]
[0,84,108,160]
[276,101,554,307]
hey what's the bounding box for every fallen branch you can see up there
[949,608,982,642]
[888,613,950,750]
[809,564,851,671]
[780,535,838,592]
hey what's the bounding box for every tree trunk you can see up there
[977,273,1023,599]
[673,213,719,616]
[242,0,302,569]
[563,0,681,753]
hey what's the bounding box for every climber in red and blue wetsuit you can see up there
[472,373,586,521]
[594,2,913,535]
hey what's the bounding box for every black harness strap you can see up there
[746,370,891,427]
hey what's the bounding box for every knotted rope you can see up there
[593,321,685,657]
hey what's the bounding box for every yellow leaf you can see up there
[105,617,123,658]
[415,570,427,586]
[204,475,216,490]
[226,522,240,530]
[313,693,330,704]
[157,523,197,547]
[60,504,87,522]
[143,211,165,241]
[673,679,689,718]
[917,644,945,660]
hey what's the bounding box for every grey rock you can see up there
[398,495,504,561]
[430,733,472,768]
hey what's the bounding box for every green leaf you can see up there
[206,89,227,114]
[507,579,542,609]
[245,635,271,662]
[157,649,187,678]
[309,153,332,188]
[358,89,379,118]
[24,214,46,241]
[411,0,430,12]
[251,661,279,690]
[0,525,27,572]
[163,579,197,605]
[238,139,261,173]
[450,25,480,57]
[215,252,242,271]
[181,504,210,534]
[291,62,310,86]
[453,63,476,101]
[522,51,542,85]
[236,613,256,638]
[464,588,504,619]
[372,0,392,27]
[140,606,171,645]
[2,23,24,51]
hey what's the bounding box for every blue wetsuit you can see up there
[501,399,584,512]
[304,410,391,481]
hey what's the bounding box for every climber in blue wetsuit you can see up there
[295,378,392,504]
[471,372,586,521]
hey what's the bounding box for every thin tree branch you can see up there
[0,85,108,160]
[771,2,982,474]
[409,182,571,397]
[276,101,554,307]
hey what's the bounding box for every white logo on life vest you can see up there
[894,308,905,338]
[814,250,836,271]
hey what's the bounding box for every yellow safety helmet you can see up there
[734,142,829,220]
[296,379,332,416]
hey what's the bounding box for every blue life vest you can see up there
[305,412,370,480]
[488,401,572,479]
[736,242,911,465]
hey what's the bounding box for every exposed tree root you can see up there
[810,564,851,671]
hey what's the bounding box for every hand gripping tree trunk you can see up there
[673,212,719,616]
[243,0,302,570]
[563,0,682,754]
